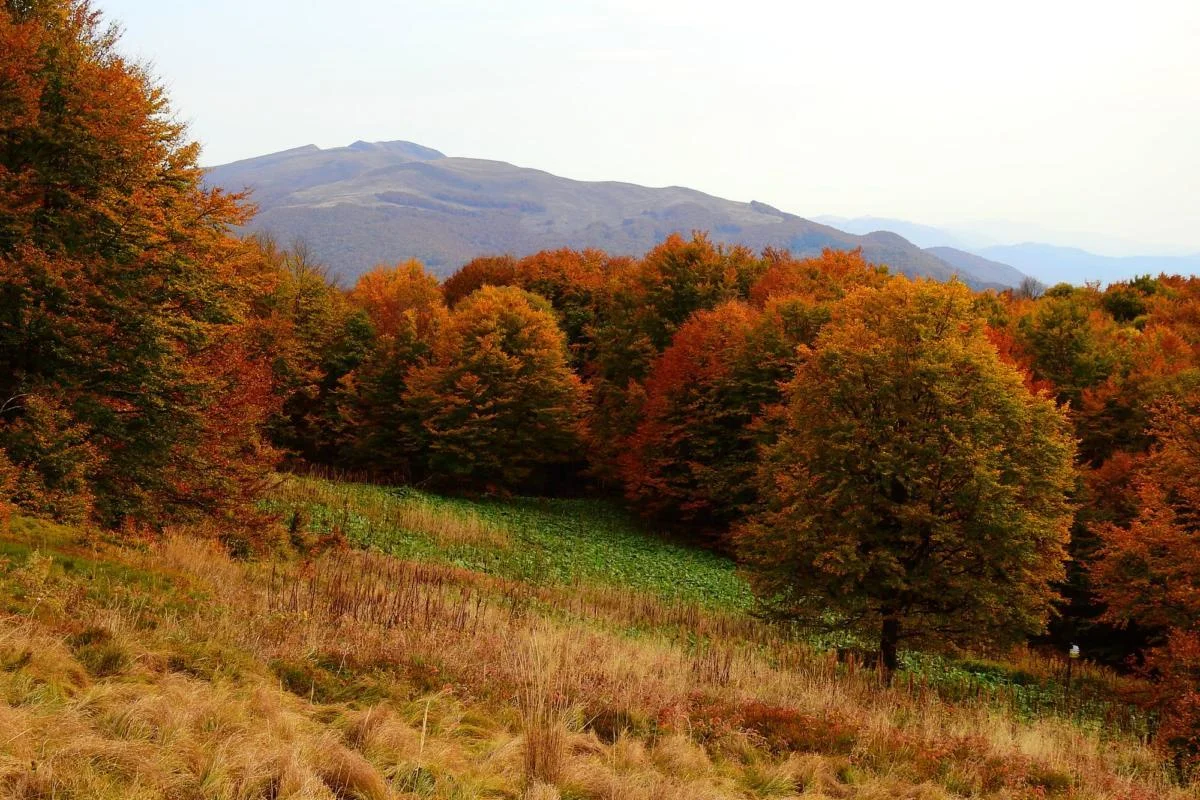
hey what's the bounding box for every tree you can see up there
[618,297,818,543]
[0,1,277,526]
[586,234,763,478]
[997,278,1199,661]
[1013,285,1128,413]
[349,260,443,338]
[441,255,518,307]
[1014,276,1046,301]
[248,237,373,466]
[404,286,586,492]
[1091,389,1200,774]
[0,392,99,523]
[345,261,448,478]
[748,247,888,307]
[1091,390,1200,636]
[736,279,1077,679]
[512,248,610,368]
[619,302,761,535]
[625,232,763,353]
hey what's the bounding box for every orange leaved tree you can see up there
[1091,388,1200,775]
[404,286,587,492]
[345,260,449,477]
[0,1,277,527]
[349,260,443,338]
[748,247,888,307]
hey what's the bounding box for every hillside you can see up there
[0,477,1186,800]
[206,141,1016,287]
[926,246,1032,288]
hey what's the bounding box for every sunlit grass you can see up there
[0,516,1187,799]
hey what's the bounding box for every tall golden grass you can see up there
[0,520,1190,799]
[513,629,572,788]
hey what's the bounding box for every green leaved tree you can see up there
[736,278,1077,678]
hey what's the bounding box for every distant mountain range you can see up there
[973,243,1200,287]
[207,141,1197,289]
[815,216,977,251]
[819,216,1200,286]
[205,141,1023,288]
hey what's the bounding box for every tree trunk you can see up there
[880,615,900,685]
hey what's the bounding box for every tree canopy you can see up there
[736,279,1077,676]
[0,0,276,528]
[404,285,587,492]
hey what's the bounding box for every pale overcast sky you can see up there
[98,0,1200,254]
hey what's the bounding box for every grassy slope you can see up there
[0,480,1188,800]
[263,476,751,610]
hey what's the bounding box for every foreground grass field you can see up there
[0,479,1189,799]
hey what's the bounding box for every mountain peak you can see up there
[344,140,446,160]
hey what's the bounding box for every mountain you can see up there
[814,215,1200,286]
[814,216,974,250]
[976,243,1200,286]
[206,141,1016,287]
[925,247,1031,289]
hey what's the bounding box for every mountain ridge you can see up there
[206,140,1022,288]
[976,242,1200,286]
[926,246,1031,288]
[818,215,1200,285]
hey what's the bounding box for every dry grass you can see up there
[0,516,1191,800]
[269,473,511,550]
[514,629,572,788]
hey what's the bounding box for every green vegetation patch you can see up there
[264,476,752,611]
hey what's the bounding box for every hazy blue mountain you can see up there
[814,216,972,250]
[976,243,1200,286]
[925,247,1030,288]
[206,141,1011,287]
[814,215,1200,285]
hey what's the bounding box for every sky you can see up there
[97,0,1200,256]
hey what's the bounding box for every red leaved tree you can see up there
[441,255,518,307]
[1092,389,1200,774]
[618,297,819,544]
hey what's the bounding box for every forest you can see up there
[2,2,1200,797]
